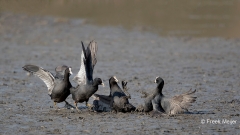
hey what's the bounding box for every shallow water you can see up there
[0,13,240,134]
[0,0,240,37]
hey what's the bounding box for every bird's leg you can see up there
[75,102,80,112]
[64,101,74,109]
[54,102,58,110]
[86,102,93,110]
[136,105,144,112]
[65,101,70,105]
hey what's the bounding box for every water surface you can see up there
[1,0,240,37]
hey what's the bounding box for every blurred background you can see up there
[1,0,240,38]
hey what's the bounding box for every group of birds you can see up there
[23,40,197,115]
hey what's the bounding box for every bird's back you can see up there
[70,84,97,103]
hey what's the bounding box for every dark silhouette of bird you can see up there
[92,80,131,112]
[23,65,72,109]
[109,76,135,112]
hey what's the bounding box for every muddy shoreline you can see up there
[0,13,240,134]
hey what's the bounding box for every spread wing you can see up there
[73,40,97,85]
[83,40,98,84]
[23,65,55,95]
[73,50,86,85]
[169,89,197,114]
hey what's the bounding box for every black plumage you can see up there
[92,80,130,112]
[109,76,135,112]
[23,65,72,108]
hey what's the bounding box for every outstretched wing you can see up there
[73,50,86,85]
[23,65,55,95]
[83,40,98,84]
[169,89,197,114]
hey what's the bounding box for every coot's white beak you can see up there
[69,67,73,75]
[101,82,105,87]
[154,76,159,83]
[113,76,118,82]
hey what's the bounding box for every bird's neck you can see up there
[86,84,98,97]
[64,73,70,81]
[92,81,99,88]
[156,84,163,95]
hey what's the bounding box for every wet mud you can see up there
[0,13,240,134]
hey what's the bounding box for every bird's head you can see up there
[109,76,119,86]
[94,78,104,87]
[56,65,72,76]
[154,76,164,85]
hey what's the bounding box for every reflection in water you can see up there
[0,0,240,37]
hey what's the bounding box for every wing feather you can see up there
[73,50,86,85]
[73,40,98,85]
[23,65,55,95]
[84,40,98,84]
[169,89,196,114]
